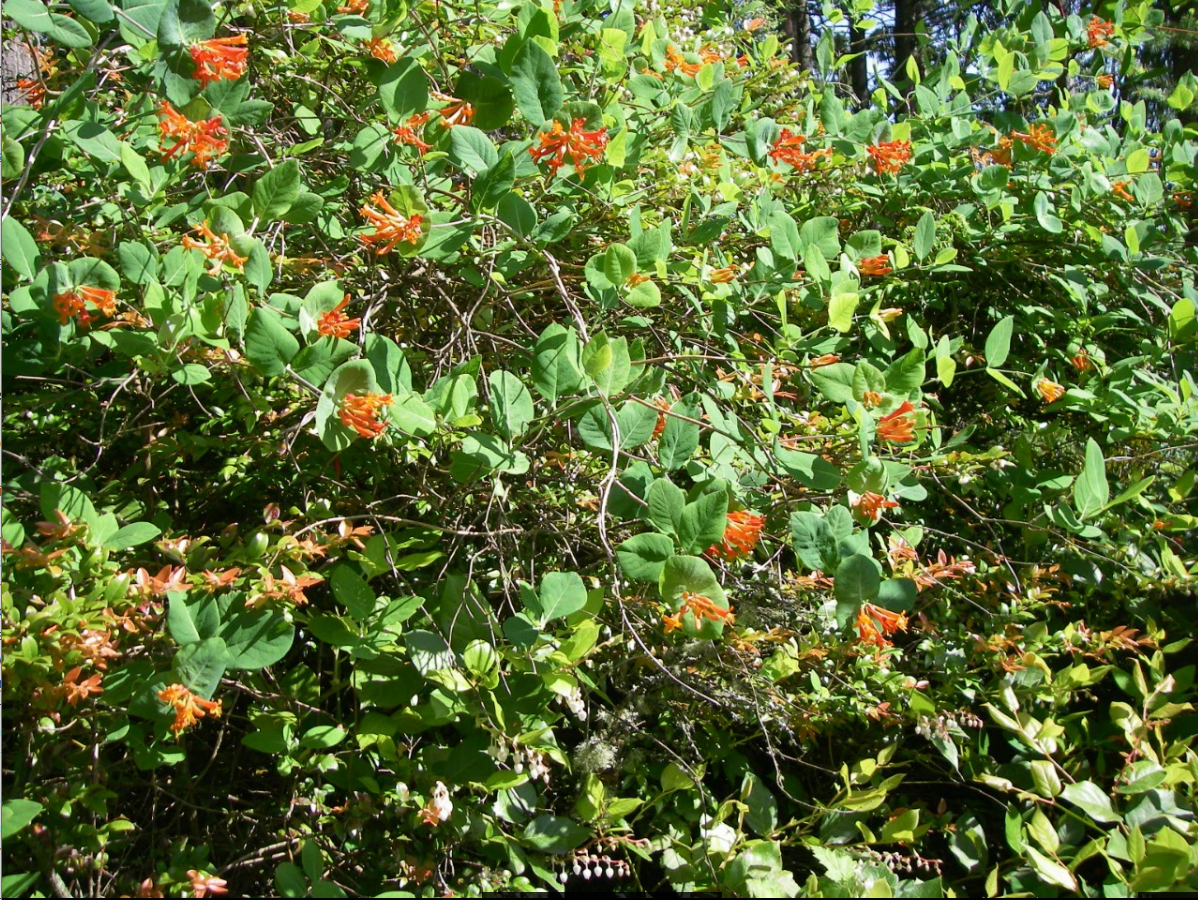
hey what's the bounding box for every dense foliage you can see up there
[3,0,1198,895]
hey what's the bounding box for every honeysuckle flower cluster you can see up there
[529,118,609,175]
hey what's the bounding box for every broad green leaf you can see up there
[603,243,637,285]
[522,814,589,854]
[1126,148,1150,174]
[511,41,563,127]
[789,512,839,572]
[741,773,779,837]
[678,491,729,555]
[984,316,1014,369]
[64,121,123,162]
[40,482,98,529]
[244,306,300,376]
[828,291,859,333]
[70,0,114,22]
[724,840,799,898]
[102,521,161,550]
[4,0,54,32]
[221,611,293,670]
[534,571,588,622]
[532,324,583,404]
[581,333,630,394]
[156,0,214,48]
[174,636,230,698]
[168,594,221,645]
[2,218,41,280]
[834,554,881,625]
[625,279,662,308]
[377,58,427,120]
[331,565,375,621]
[646,478,686,536]
[769,211,801,262]
[1024,845,1077,891]
[774,445,841,489]
[1034,191,1063,233]
[1074,438,1109,520]
[616,533,675,582]
[1,800,44,840]
[253,160,301,220]
[497,192,538,237]
[473,155,516,213]
[1060,781,1118,824]
[449,126,498,175]
[658,396,700,470]
[405,630,455,676]
[914,211,936,261]
[489,370,535,441]
[390,393,437,438]
[2,135,25,180]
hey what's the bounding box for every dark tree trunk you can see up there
[891,0,921,91]
[849,22,870,105]
[787,1,814,72]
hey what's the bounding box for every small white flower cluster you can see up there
[874,848,943,876]
[915,709,983,739]
[558,851,630,883]
[520,748,552,784]
[558,684,587,720]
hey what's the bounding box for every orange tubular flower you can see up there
[53,291,88,326]
[359,192,424,254]
[431,91,474,128]
[157,683,222,736]
[877,401,916,444]
[53,286,117,326]
[317,294,362,339]
[708,510,765,560]
[366,37,397,63]
[393,112,433,153]
[1112,180,1134,202]
[1012,123,1056,155]
[664,591,736,633]
[709,265,739,284]
[190,35,248,89]
[1088,16,1114,49]
[61,666,104,706]
[1037,378,1065,403]
[340,392,393,438]
[859,254,893,277]
[337,0,367,11]
[182,222,247,275]
[651,395,672,439]
[16,77,45,109]
[867,140,911,175]
[854,490,900,523]
[664,45,702,77]
[808,353,840,368]
[529,118,609,176]
[769,129,830,173]
[1071,348,1092,372]
[855,602,908,648]
[187,870,228,899]
[1097,73,1114,90]
[159,101,228,169]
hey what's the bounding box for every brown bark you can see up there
[788,1,814,72]
[891,0,921,90]
[849,22,870,105]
